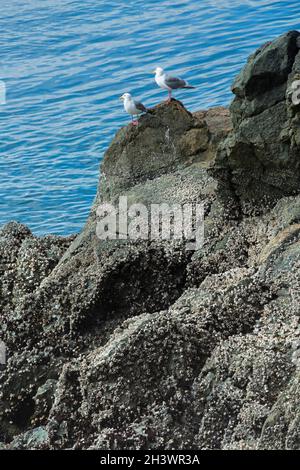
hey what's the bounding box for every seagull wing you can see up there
[164,75,187,89]
[134,100,147,112]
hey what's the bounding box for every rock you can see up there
[100,101,230,199]
[214,31,300,212]
[0,223,74,355]
[194,106,233,143]
[259,370,300,449]
[100,100,194,197]
[7,426,49,450]
[232,31,299,101]
[0,222,74,320]
[179,127,209,156]
[32,379,57,426]
[1,33,300,450]
[258,224,300,263]
[47,266,270,450]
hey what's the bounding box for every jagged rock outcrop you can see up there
[0,32,299,450]
[214,30,300,212]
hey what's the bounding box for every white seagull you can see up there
[154,67,195,102]
[120,92,148,125]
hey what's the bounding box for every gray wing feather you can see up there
[134,100,147,112]
[164,75,187,89]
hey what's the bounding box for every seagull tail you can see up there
[183,85,195,89]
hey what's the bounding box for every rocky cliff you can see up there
[0,32,300,450]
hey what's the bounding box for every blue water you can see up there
[1,0,300,235]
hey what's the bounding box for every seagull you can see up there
[120,93,148,125]
[154,67,195,102]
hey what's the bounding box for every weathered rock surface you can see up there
[214,30,300,212]
[0,32,299,450]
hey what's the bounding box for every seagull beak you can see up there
[119,96,123,100]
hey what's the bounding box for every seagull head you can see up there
[154,67,164,76]
[120,93,132,101]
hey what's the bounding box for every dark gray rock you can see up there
[232,31,299,101]
[100,100,230,199]
[214,31,300,213]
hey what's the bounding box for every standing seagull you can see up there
[120,93,148,125]
[154,67,195,102]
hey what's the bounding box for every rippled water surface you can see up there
[1,0,300,234]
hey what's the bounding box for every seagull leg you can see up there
[132,115,138,126]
